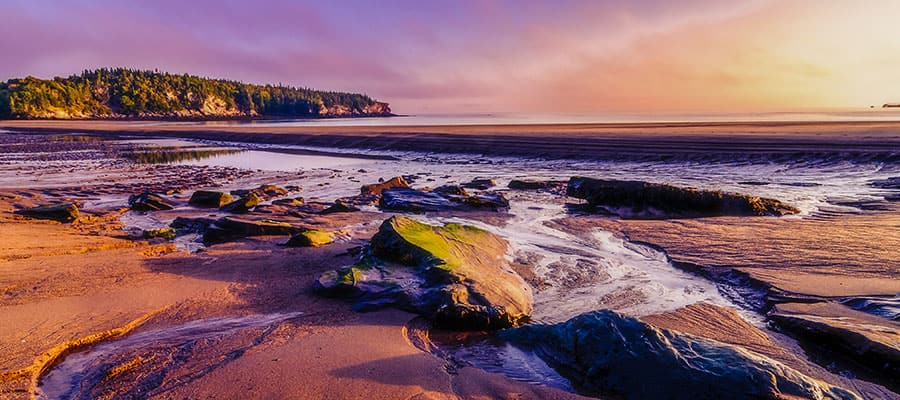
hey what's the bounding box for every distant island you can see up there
[0,68,391,120]
[883,103,900,108]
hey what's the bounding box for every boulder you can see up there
[203,216,300,244]
[188,190,234,208]
[231,184,290,200]
[321,201,360,214]
[462,178,496,190]
[360,176,410,196]
[143,227,176,240]
[462,193,510,210]
[220,192,263,213]
[170,216,216,234]
[15,203,79,223]
[316,216,532,330]
[500,310,860,400]
[379,188,459,212]
[128,192,175,211]
[285,229,335,247]
[566,177,799,218]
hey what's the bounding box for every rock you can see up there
[220,192,263,213]
[566,177,799,218]
[188,190,234,208]
[379,188,458,212]
[316,216,532,330]
[462,178,496,190]
[128,192,175,211]
[508,179,566,191]
[143,227,176,240]
[284,229,335,247]
[432,185,469,197]
[360,176,410,196]
[379,188,510,213]
[255,184,289,198]
[15,203,79,223]
[462,193,510,210]
[170,216,216,234]
[769,302,899,381]
[500,310,860,400]
[321,201,359,214]
[271,197,305,206]
[203,216,300,244]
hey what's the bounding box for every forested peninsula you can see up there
[0,68,392,119]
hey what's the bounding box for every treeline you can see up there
[0,68,389,119]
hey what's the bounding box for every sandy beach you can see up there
[0,121,897,399]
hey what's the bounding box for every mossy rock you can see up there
[15,203,79,223]
[143,227,176,240]
[219,192,263,213]
[285,229,334,247]
[318,216,532,330]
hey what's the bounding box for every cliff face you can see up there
[0,68,393,120]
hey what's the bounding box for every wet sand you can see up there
[2,119,900,161]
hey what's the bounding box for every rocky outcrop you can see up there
[566,177,799,218]
[15,203,79,223]
[500,310,860,400]
[220,193,263,214]
[188,190,233,208]
[316,216,532,330]
[769,302,899,383]
[320,201,359,214]
[284,230,334,247]
[128,192,175,211]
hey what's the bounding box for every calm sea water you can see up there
[139,109,900,128]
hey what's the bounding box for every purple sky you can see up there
[3,1,898,113]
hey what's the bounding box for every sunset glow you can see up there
[2,0,898,113]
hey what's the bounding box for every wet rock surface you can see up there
[378,188,509,213]
[360,176,410,196]
[188,190,233,208]
[769,302,900,387]
[567,176,799,218]
[128,192,175,211]
[15,203,79,223]
[219,193,263,214]
[284,229,334,247]
[203,216,301,244]
[316,216,532,330]
[500,310,860,400]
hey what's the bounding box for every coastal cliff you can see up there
[0,68,392,120]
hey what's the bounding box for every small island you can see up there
[0,68,392,120]
[883,103,900,108]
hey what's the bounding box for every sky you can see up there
[2,0,899,114]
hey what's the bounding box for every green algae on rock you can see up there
[219,193,263,213]
[285,229,335,247]
[142,227,176,240]
[316,216,532,330]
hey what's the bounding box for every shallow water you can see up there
[37,312,304,400]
